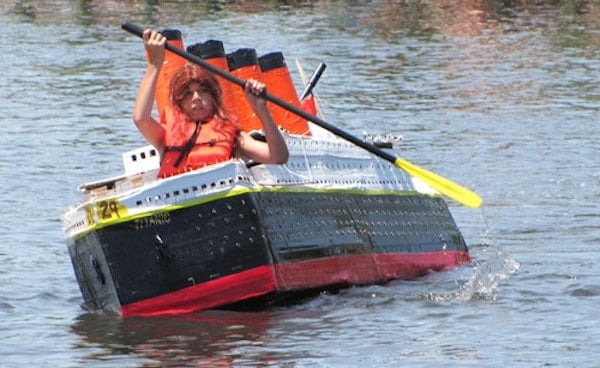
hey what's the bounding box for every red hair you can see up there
[169,64,231,122]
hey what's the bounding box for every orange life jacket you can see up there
[158,111,239,178]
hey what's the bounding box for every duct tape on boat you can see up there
[84,198,129,224]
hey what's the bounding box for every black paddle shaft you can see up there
[121,22,398,164]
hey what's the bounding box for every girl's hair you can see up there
[169,64,230,121]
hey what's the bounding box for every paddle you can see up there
[121,22,482,209]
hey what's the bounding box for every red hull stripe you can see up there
[121,251,470,317]
[274,251,471,289]
[121,265,277,317]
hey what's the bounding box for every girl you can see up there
[134,29,289,178]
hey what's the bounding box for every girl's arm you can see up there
[133,29,166,151]
[237,79,289,164]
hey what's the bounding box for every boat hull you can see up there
[67,189,469,317]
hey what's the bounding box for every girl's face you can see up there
[179,81,215,122]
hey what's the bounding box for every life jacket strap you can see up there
[173,121,201,168]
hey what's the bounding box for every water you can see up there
[1,1,598,366]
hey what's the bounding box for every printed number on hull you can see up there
[84,199,129,225]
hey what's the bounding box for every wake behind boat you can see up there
[60,23,476,317]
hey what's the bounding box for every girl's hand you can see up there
[143,29,166,67]
[244,79,267,110]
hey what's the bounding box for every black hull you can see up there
[68,190,469,316]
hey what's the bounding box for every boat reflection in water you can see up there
[70,309,282,366]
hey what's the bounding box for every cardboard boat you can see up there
[61,25,471,317]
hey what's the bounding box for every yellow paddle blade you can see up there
[394,157,482,209]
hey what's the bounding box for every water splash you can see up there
[416,206,520,303]
[414,244,519,303]
[455,247,520,302]
[457,204,521,301]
